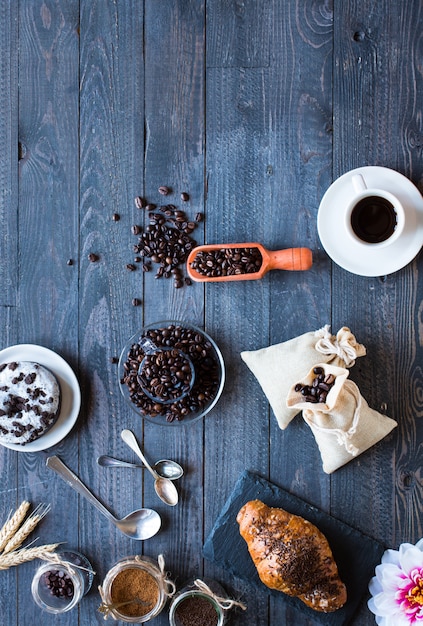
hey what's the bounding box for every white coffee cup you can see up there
[345,174,405,247]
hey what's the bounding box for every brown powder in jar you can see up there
[110,567,159,617]
[174,595,219,626]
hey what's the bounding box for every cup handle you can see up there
[352,173,367,193]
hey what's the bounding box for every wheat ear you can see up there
[3,504,51,554]
[0,501,31,553]
[0,543,59,570]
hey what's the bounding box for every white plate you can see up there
[317,166,423,276]
[0,344,81,452]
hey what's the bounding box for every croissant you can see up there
[237,500,347,613]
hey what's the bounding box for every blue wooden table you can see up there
[0,1,422,625]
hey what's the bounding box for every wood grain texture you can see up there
[0,308,19,625]
[14,2,80,625]
[0,1,18,308]
[141,5,207,620]
[0,1,422,624]
[207,0,272,67]
[330,4,423,621]
[331,1,423,578]
[78,0,146,607]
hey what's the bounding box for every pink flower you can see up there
[368,539,423,625]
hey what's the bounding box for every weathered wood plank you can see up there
[13,2,80,625]
[203,64,272,621]
[0,2,21,623]
[204,1,334,625]
[142,5,206,616]
[0,311,19,625]
[78,4,145,623]
[0,0,18,309]
[0,1,421,625]
[330,3,423,623]
[207,0,272,67]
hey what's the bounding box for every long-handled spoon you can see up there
[97,455,184,480]
[121,429,179,507]
[46,455,161,540]
[187,243,312,282]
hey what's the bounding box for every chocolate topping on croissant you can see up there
[237,499,347,613]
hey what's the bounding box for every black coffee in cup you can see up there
[350,195,398,244]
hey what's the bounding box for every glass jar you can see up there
[31,549,93,614]
[118,321,225,427]
[100,555,174,623]
[168,579,229,626]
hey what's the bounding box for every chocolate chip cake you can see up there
[0,362,61,445]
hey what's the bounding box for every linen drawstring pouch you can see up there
[286,363,397,474]
[240,325,366,430]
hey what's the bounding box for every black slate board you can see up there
[203,470,385,625]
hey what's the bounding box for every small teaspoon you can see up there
[97,455,183,480]
[121,429,179,507]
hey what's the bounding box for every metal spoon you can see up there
[121,429,179,507]
[46,455,161,540]
[97,455,184,480]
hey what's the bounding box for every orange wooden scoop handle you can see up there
[266,247,313,272]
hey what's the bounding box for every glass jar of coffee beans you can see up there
[118,321,225,425]
[31,549,93,614]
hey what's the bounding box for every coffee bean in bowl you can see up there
[0,362,61,445]
[118,322,225,425]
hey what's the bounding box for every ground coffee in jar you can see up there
[169,578,246,626]
[99,555,175,623]
[173,594,219,626]
[110,567,159,618]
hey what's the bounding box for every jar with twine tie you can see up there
[168,578,246,626]
[98,554,175,623]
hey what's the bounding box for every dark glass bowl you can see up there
[118,321,225,426]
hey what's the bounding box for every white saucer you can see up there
[0,344,81,452]
[317,166,423,276]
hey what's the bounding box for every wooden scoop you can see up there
[187,243,312,282]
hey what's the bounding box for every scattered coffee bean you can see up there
[121,324,220,422]
[110,356,119,364]
[134,196,147,209]
[66,259,73,266]
[130,188,199,286]
[295,366,336,404]
[195,212,203,222]
[112,213,120,221]
[88,253,99,263]
[132,207,197,286]
[190,247,262,278]
[132,298,141,306]
[41,569,74,601]
[126,263,136,271]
